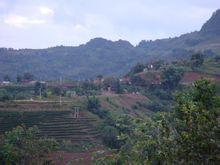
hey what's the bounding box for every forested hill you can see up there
[0,10,220,80]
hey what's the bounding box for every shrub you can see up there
[87,96,101,110]
[145,101,165,112]
[0,89,11,101]
[102,126,121,149]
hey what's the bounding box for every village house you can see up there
[1,81,12,86]
[93,77,104,85]
[21,80,37,85]
[119,77,131,85]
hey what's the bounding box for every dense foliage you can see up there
[0,89,11,101]
[0,126,58,164]
[190,53,204,69]
[97,79,219,164]
[161,66,184,90]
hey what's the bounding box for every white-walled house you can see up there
[1,81,11,85]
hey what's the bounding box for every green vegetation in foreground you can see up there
[0,126,58,164]
[96,79,219,164]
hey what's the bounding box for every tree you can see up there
[102,79,218,164]
[52,87,61,95]
[115,80,123,94]
[0,89,10,101]
[87,96,101,110]
[102,126,121,149]
[0,126,58,164]
[152,60,165,70]
[191,53,204,69]
[192,79,216,109]
[96,75,103,79]
[131,63,145,74]
[23,72,34,81]
[130,75,145,86]
[3,75,10,81]
[173,79,218,163]
[34,81,46,96]
[103,77,122,93]
[161,66,183,90]
[16,75,22,83]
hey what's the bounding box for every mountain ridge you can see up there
[0,9,219,80]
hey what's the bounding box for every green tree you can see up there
[0,89,10,101]
[173,79,218,163]
[16,75,22,83]
[87,96,101,110]
[115,80,123,94]
[3,75,11,81]
[34,81,46,96]
[130,75,145,86]
[131,63,145,74]
[0,126,58,164]
[103,77,122,93]
[161,66,183,90]
[23,72,34,81]
[191,53,204,69]
[102,126,121,149]
[192,79,216,109]
[103,79,219,164]
[152,60,165,70]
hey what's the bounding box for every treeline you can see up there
[1,72,35,83]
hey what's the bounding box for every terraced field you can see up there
[0,102,101,143]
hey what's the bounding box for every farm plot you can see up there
[0,102,101,143]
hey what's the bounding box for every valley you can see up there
[0,7,219,165]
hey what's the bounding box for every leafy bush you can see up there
[102,126,121,149]
[87,96,101,110]
[130,63,145,74]
[106,79,219,164]
[0,126,58,164]
[130,75,146,86]
[0,89,11,101]
[190,53,204,69]
[161,66,184,90]
[152,88,173,100]
[144,101,165,112]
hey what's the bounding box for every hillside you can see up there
[0,10,220,80]
[138,9,220,59]
[0,102,101,142]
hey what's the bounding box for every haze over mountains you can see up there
[0,9,220,80]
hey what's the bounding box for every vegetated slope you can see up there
[137,9,220,60]
[0,39,145,80]
[98,93,152,117]
[180,71,220,84]
[0,10,220,80]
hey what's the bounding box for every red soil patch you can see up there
[181,72,220,84]
[48,147,110,165]
[137,71,161,84]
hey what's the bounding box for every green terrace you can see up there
[0,109,101,143]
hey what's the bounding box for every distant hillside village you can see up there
[0,61,159,90]
[1,54,219,102]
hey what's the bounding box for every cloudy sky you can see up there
[0,0,219,48]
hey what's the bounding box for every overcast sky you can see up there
[0,0,219,49]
